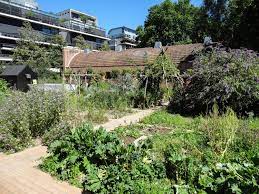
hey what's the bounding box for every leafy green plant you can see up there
[41,124,168,193]
[42,120,71,146]
[198,162,259,193]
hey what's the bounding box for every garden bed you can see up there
[40,110,259,193]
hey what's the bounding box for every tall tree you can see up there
[198,0,228,42]
[13,22,50,74]
[49,34,67,68]
[226,0,259,50]
[99,41,111,51]
[74,35,90,50]
[136,0,199,47]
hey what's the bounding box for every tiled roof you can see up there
[68,43,203,72]
[164,44,203,64]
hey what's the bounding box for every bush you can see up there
[0,89,65,152]
[42,120,71,146]
[0,79,9,102]
[170,48,259,116]
[83,83,132,112]
[134,54,181,109]
[26,88,65,137]
[0,92,32,152]
[41,124,168,193]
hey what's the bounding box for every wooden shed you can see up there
[0,65,37,92]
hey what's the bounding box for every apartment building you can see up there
[0,0,109,62]
[108,26,137,51]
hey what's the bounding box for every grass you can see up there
[141,110,193,128]
[115,109,259,162]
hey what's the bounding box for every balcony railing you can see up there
[109,34,136,42]
[1,31,105,50]
[0,31,54,43]
[0,0,106,38]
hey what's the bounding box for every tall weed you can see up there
[0,89,65,152]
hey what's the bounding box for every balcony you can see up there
[0,0,107,38]
[0,53,13,61]
[109,34,136,43]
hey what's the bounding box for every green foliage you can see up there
[49,34,67,68]
[0,89,65,152]
[41,110,259,193]
[115,125,143,139]
[86,107,108,124]
[10,22,64,75]
[0,79,9,102]
[135,54,181,108]
[137,0,199,47]
[0,61,6,72]
[199,0,259,50]
[110,69,120,79]
[139,0,259,50]
[200,0,229,42]
[199,162,259,193]
[83,81,133,111]
[42,120,71,146]
[170,48,259,116]
[25,10,35,19]
[152,110,259,193]
[38,70,63,84]
[141,110,192,128]
[99,42,111,51]
[74,35,89,50]
[0,92,32,152]
[13,22,64,74]
[41,124,167,193]
[64,81,134,124]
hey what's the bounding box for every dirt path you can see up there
[95,108,156,131]
[0,108,156,194]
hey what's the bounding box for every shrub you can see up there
[0,89,65,152]
[110,69,120,79]
[41,124,167,193]
[83,83,132,112]
[0,79,9,102]
[26,88,65,137]
[135,54,181,108]
[86,107,108,124]
[42,120,71,146]
[0,92,32,152]
[170,48,259,116]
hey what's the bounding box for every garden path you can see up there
[95,108,156,131]
[0,108,156,194]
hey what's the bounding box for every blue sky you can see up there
[37,0,202,31]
